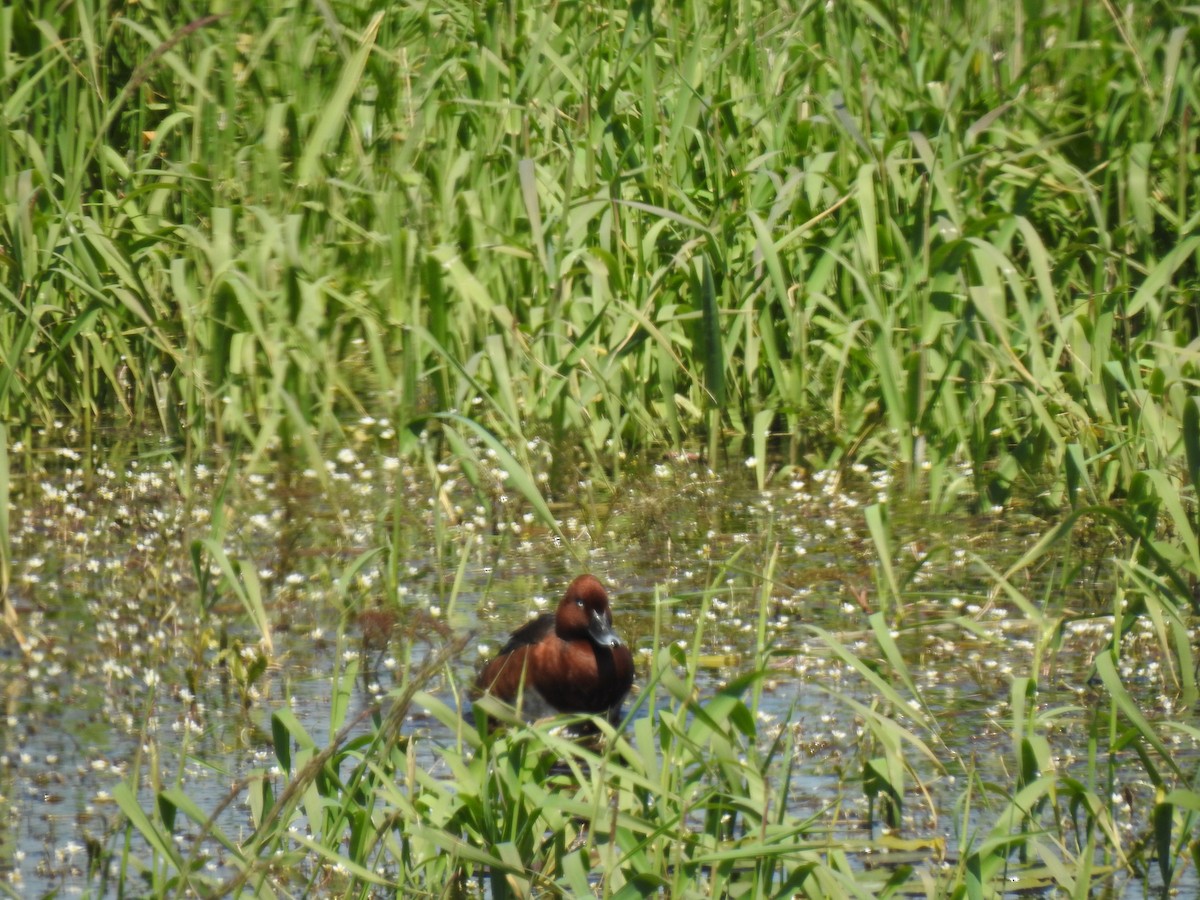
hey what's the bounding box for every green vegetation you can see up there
[4,0,1200,895]
[100,551,1199,897]
[3,0,1196,498]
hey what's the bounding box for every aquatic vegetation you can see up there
[3,0,1200,895]
[1,1,1195,503]
[0,442,1196,895]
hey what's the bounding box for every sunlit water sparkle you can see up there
[1,432,1194,897]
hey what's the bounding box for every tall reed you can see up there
[2,1,1195,504]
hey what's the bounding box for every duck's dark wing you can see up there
[496,613,555,656]
[476,613,557,706]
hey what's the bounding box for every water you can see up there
[0,428,1193,896]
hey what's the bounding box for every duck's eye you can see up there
[575,598,584,608]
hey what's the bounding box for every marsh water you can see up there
[0,424,1193,897]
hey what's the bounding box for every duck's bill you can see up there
[588,610,622,647]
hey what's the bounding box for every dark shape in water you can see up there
[476,574,634,726]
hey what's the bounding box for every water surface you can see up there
[0,427,1191,896]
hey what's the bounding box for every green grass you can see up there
[106,558,1195,898]
[4,0,1200,894]
[3,0,1197,498]
[3,441,1198,896]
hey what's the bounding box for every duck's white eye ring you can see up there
[576,598,584,607]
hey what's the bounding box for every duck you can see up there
[476,574,634,725]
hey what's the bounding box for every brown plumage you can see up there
[476,574,635,725]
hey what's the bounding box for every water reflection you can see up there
[0,433,1193,896]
